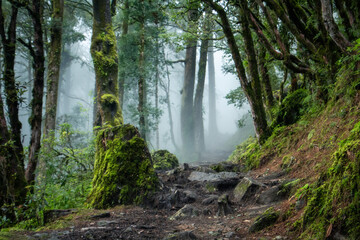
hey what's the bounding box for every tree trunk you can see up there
[25,0,46,185]
[118,0,129,110]
[181,8,198,158]
[208,39,218,141]
[155,36,160,149]
[44,0,64,136]
[138,17,146,140]
[91,0,122,127]
[204,0,270,143]
[194,24,209,153]
[258,45,274,109]
[320,0,353,53]
[0,4,24,165]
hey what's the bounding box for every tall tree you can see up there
[138,0,146,139]
[203,0,270,143]
[43,0,65,136]
[91,0,122,127]
[180,4,199,157]
[207,38,218,141]
[24,0,46,184]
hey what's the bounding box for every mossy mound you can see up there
[249,207,279,233]
[299,121,360,239]
[87,124,158,209]
[151,150,179,171]
[274,89,309,126]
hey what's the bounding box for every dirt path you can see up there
[24,160,294,240]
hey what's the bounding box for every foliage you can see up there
[151,150,179,171]
[273,89,310,127]
[225,87,247,109]
[227,136,260,169]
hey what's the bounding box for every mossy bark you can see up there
[87,124,158,209]
[91,0,122,127]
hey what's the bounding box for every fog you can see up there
[15,28,254,161]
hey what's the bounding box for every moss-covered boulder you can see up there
[249,207,279,233]
[87,124,158,209]
[151,150,179,171]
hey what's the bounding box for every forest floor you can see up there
[2,151,303,240]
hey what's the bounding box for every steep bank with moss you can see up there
[228,62,360,239]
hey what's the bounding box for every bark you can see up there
[25,0,46,185]
[181,7,198,157]
[204,0,269,143]
[155,34,160,149]
[320,0,353,53]
[138,17,146,140]
[194,32,209,153]
[164,65,179,151]
[258,46,274,108]
[208,39,218,140]
[118,0,129,110]
[279,68,288,104]
[44,0,64,136]
[0,3,24,163]
[334,0,355,41]
[91,0,122,127]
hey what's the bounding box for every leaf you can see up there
[326,223,333,238]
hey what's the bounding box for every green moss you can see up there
[87,124,158,209]
[100,93,123,126]
[151,150,179,171]
[300,121,360,239]
[249,207,279,233]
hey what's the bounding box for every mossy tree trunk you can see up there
[0,1,24,169]
[25,0,46,185]
[44,0,64,136]
[204,0,270,143]
[91,0,122,127]
[258,45,274,109]
[138,12,146,140]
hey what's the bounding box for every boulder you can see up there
[249,207,279,233]
[87,125,158,209]
[163,231,197,240]
[169,204,200,220]
[202,195,218,205]
[233,177,265,202]
[188,171,240,190]
[152,150,179,171]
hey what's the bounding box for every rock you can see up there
[87,124,158,209]
[295,198,306,211]
[257,179,295,205]
[217,194,233,216]
[233,177,265,202]
[124,226,133,233]
[202,195,218,205]
[274,236,287,240]
[183,163,190,170]
[169,204,200,220]
[225,231,235,238]
[152,150,179,171]
[44,209,76,223]
[90,212,111,219]
[249,207,279,233]
[163,231,197,240]
[209,161,243,172]
[196,166,216,173]
[188,171,240,190]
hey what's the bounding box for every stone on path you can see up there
[233,177,265,202]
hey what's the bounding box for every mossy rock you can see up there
[87,124,158,209]
[151,150,179,171]
[249,207,279,233]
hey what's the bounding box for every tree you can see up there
[203,0,270,143]
[43,0,65,136]
[23,0,46,185]
[91,0,122,127]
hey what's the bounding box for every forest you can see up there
[0,0,359,239]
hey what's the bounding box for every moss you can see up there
[249,207,279,233]
[273,89,310,127]
[100,94,123,126]
[87,124,158,209]
[300,121,360,239]
[151,150,179,171]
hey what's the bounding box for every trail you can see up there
[25,154,295,240]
